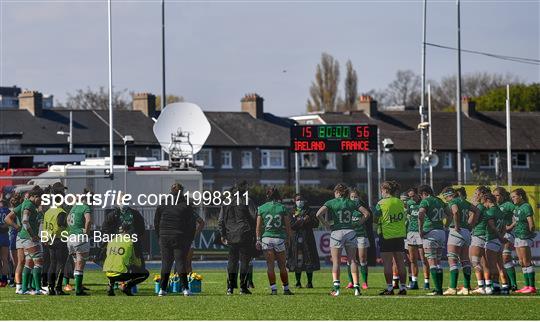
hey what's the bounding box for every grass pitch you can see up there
[0,267,539,320]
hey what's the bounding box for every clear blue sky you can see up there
[1,0,538,116]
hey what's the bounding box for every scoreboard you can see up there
[291,124,378,153]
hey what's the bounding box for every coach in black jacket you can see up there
[154,183,196,295]
[218,182,257,295]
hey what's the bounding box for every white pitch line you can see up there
[350,295,540,299]
[0,300,30,303]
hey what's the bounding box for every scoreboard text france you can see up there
[290,124,378,153]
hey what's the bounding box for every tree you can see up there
[307,53,340,112]
[62,87,130,110]
[475,83,540,111]
[156,94,184,109]
[341,60,358,111]
[431,72,521,110]
[386,70,421,107]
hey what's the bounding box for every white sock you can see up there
[392,275,399,280]
[270,284,277,291]
[486,279,492,286]
[411,276,418,282]
[283,284,289,291]
[424,279,429,284]
[387,284,393,291]
[478,280,485,287]
[16,284,21,292]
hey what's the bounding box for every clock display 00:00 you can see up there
[290,124,377,152]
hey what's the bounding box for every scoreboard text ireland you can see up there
[290,124,378,152]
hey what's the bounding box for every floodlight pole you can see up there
[506,84,512,187]
[377,128,381,199]
[419,0,427,185]
[428,84,433,188]
[366,153,373,208]
[161,0,166,161]
[456,0,463,185]
[69,111,73,153]
[107,0,114,180]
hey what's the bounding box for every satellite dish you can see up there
[423,153,439,167]
[153,102,211,154]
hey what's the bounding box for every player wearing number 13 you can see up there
[316,183,368,297]
[256,187,293,295]
[417,185,447,296]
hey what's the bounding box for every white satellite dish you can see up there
[153,102,211,154]
[423,153,439,167]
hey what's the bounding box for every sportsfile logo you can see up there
[40,190,182,209]
[40,190,250,208]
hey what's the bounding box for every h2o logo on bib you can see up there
[389,212,404,223]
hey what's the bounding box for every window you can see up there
[221,151,232,169]
[151,149,162,160]
[479,153,496,169]
[261,150,285,169]
[300,180,320,187]
[381,153,395,169]
[260,180,286,186]
[35,147,62,154]
[202,180,214,191]
[301,152,318,168]
[195,149,213,168]
[443,152,453,169]
[357,153,366,168]
[325,153,336,170]
[241,151,253,169]
[74,148,100,158]
[512,153,529,168]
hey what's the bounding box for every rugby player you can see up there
[417,185,446,295]
[404,188,428,290]
[66,189,92,296]
[483,193,509,294]
[256,187,293,295]
[493,187,518,291]
[442,187,478,295]
[510,188,536,294]
[350,189,371,290]
[470,186,490,294]
[316,183,362,296]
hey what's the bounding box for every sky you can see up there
[1,0,539,116]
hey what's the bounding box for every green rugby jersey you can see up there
[419,196,445,233]
[323,197,358,231]
[513,202,535,239]
[351,199,368,237]
[258,201,288,239]
[472,204,488,237]
[18,200,39,240]
[447,197,472,230]
[67,204,92,235]
[485,205,505,241]
[406,199,420,233]
[498,201,516,228]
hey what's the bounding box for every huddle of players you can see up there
[2,184,145,297]
[401,185,537,295]
[3,184,93,296]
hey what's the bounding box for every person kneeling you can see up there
[103,235,148,296]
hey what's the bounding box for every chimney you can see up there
[462,96,476,117]
[241,93,264,119]
[132,92,156,117]
[18,90,43,116]
[356,95,378,117]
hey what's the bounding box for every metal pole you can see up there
[107,0,114,180]
[294,152,300,194]
[160,0,166,162]
[124,143,127,193]
[69,111,73,153]
[420,0,427,185]
[495,152,500,185]
[506,84,512,187]
[383,151,386,182]
[367,152,372,208]
[377,128,381,199]
[456,0,463,185]
[428,84,433,188]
